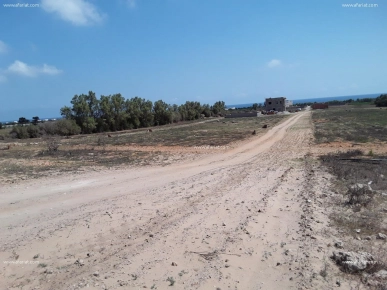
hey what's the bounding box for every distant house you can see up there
[264,97,286,112]
[285,99,293,107]
[311,103,329,110]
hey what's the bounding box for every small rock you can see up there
[334,241,344,249]
[93,271,100,277]
[225,264,230,268]
[355,229,361,233]
[171,262,177,266]
[331,251,374,272]
[376,233,387,240]
[336,280,341,287]
[373,270,387,279]
[75,259,84,266]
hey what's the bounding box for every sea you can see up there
[225,93,383,109]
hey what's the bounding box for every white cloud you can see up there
[0,40,8,53]
[127,0,136,8]
[41,0,105,26]
[41,64,62,75]
[7,60,62,77]
[267,59,282,68]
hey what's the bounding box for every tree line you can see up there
[375,94,387,107]
[59,91,225,134]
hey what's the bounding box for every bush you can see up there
[39,122,56,135]
[375,94,387,107]
[0,122,3,129]
[42,136,60,155]
[10,126,29,139]
[55,119,81,136]
[39,119,81,136]
[27,125,41,138]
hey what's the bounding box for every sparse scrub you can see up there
[166,276,175,286]
[44,136,60,154]
[313,106,387,143]
[10,126,29,139]
[346,185,376,208]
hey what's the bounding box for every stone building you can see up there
[264,97,286,112]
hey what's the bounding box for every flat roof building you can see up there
[264,97,286,112]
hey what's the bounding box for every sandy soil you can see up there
[0,111,343,289]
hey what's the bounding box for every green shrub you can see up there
[39,119,81,136]
[375,94,387,107]
[27,125,41,138]
[55,119,81,136]
[10,126,29,139]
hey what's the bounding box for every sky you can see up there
[0,0,386,120]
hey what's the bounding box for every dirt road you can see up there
[0,111,336,289]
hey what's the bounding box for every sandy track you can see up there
[0,111,334,290]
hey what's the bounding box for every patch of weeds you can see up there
[131,274,137,280]
[33,254,39,259]
[178,270,188,277]
[166,276,175,286]
[346,185,376,208]
[38,263,47,268]
[319,260,328,280]
[150,284,157,289]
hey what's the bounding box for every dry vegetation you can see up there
[313,105,387,143]
[0,115,289,183]
[314,106,387,289]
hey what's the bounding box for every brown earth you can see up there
[0,111,358,289]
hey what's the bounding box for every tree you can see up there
[82,117,97,134]
[62,91,99,133]
[32,116,40,125]
[18,117,29,125]
[153,100,172,125]
[375,94,387,107]
[0,122,3,129]
[178,101,202,121]
[211,101,225,115]
[201,104,212,117]
[252,103,259,110]
[60,106,72,120]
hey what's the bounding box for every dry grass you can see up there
[0,115,290,183]
[313,106,387,143]
[320,149,387,288]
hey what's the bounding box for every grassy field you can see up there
[312,105,387,143]
[0,114,290,182]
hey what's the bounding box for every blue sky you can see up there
[0,0,386,120]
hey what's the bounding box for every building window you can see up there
[269,102,272,105]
